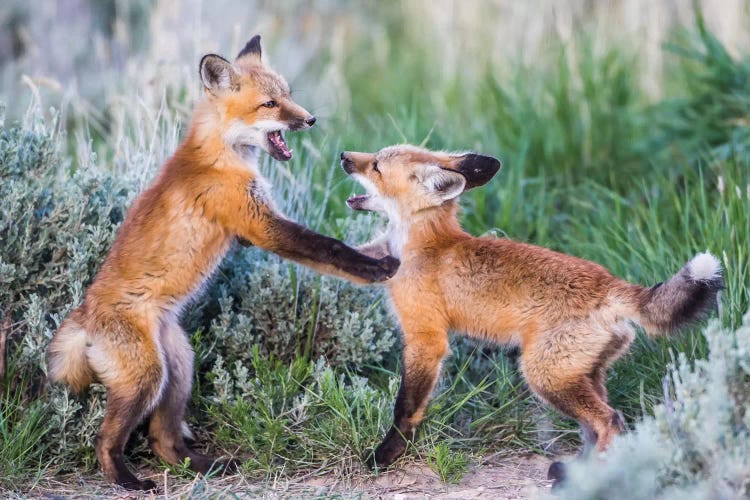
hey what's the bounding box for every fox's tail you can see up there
[47,315,94,393]
[628,252,723,336]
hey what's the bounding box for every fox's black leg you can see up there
[367,329,449,469]
[249,212,399,283]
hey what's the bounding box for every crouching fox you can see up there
[46,36,398,491]
[340,144,722,480]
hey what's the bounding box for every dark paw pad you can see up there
[191,455,241,476]
[364,439,406,470]
[548,461,566,489]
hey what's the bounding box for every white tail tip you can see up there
[687,252,721,281]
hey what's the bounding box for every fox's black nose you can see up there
[306,116,316,126]
[340,152,353,174]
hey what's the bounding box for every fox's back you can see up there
[84,162,239,316]
[391,236,625,344]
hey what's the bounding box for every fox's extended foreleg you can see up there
[367,328,449,468]
[237,189,398,282]
[259,216,399,283]
[210,179,399,282]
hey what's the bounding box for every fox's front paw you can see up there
[358,255,400,283]
[547,461,566,489]
[377,256,400,280]
[118,478,157,491]
[364,434,408,469]
[363,444,402,470]
[189,454,242,476]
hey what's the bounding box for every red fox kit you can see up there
[46,36,398,491]
[341,145,722,478]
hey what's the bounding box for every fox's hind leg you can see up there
[148,318,238,475]
[367,327,449,469]
[88,319,166,490]
[534,377,624,452]
[529,374,623,487]
[522,324,631,454]
[522,328,630,487]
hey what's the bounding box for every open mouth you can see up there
[346,193,371,211]
[267,130,292,161]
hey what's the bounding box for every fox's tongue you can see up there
[267,131,291,159]
[346,194,370,210]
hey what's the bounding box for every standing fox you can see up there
[341,145,722,480]
[46,36,398,491]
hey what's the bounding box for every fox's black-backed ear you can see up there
[455,153,502,189]
[236,35,262,63]
[199,54,239,94]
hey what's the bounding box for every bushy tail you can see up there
[635,252,723,335]
[47,316,94,393]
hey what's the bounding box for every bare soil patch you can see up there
[298,453,553,499]
[15,453,552,499]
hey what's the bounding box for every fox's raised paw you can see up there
[378,256,400,280]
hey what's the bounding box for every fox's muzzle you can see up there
[281,99,316,131]
[340,152,355,174]
[340,151,375,175]
[288,115,317,131]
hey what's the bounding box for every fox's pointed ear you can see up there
[454,154,502,189]
[236,35,262,64]
[421,165,467,203]
[199,54,240,94]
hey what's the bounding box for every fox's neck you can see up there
[178,101,261,173]
[387,202,467,258]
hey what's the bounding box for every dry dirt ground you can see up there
[15,453,554,499]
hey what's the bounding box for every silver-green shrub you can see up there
[0,111,135,471]
[551,311,750,500]
[204,250,396,368]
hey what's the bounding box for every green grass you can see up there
[0,356,51,489]
[204,343,538,479]
[427,442,469,484]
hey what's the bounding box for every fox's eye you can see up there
[262,100,277,108]
[373,161,380,173]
